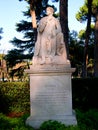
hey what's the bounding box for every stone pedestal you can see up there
[25,65,77,129]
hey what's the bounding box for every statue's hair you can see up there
[46,7,54,13]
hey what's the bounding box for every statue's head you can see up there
[46,7,54,15]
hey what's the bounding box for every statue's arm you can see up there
[55,19,62,34]
[38,17,47,33]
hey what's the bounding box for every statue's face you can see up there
[46,7,53,15]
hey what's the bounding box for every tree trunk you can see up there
[30,0,37,42]
[82,0,92,77]
[30,10,37,29]
[94,11,98,77]
[60,0,69,59]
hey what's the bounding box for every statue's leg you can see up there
[40,38,46,65]
[51,38,56,56]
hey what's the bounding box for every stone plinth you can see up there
[25,65,77,128]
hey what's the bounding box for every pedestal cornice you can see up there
[25,64,76,75]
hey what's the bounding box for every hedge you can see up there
[0,78,98,114]
[0,82,30,114]
[72,77,98,110]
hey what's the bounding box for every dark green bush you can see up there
[76,109,98,130]
[39,120,67,130]
[72,78,98,110]
[39,120,82,130]
[0,113,34,130]
[0,82,30,114]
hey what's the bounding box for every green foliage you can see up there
[0,113,34,130]
[72,78,98,110]
[76,4,88,22]
[1,109,98,130]
[76,109,98,130]
[0,82,30,114]
[40,120,88,130]
[69,31,84,75]
[76,0,98,22]
[92,0,98,7]
[4,49,26,68]
[78,24,95,40]
[39,120,66,130]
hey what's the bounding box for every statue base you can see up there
[25,64,77,129]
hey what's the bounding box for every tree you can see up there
[69,30,84,77]
[76,0,92,77]
[60,0,69,59]
[82,0,93,77]
[0,28,5,81]
[76,0,98,77]
[78,27,95,76]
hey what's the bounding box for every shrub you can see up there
[76,109,98,130]
[0,113,34,130]
[39,120,81,130]
[0,82,30,114]
[72,78,98,110]
[39,120,66,130]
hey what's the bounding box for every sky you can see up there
[0,0,86,54]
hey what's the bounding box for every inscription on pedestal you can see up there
[31,80,72,116]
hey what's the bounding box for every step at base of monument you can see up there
[26,111,77,129]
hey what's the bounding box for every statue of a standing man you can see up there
[33,6,68,65]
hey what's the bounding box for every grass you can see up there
[0,109,98,130]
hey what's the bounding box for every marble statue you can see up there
[26,7,77,129]
[33,6,68,65]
